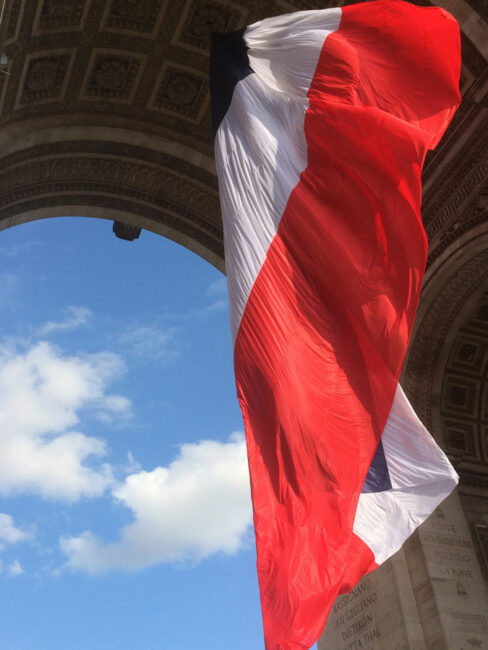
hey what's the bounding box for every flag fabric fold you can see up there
[210,2,461,648]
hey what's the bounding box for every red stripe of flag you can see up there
[233,2,460,648]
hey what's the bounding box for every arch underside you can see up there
[0,132,224,270]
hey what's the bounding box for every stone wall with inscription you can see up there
[460,494,488,584]
[409,492,488,649]
[319,551,425,650]
[319,492,488,649]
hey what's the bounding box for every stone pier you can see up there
[319,491,488,649]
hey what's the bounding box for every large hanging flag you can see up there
[210,2,461,648]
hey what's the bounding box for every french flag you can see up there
[210,2,461,649]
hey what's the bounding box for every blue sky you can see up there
[0,216,319,650]
[0,217,258,649]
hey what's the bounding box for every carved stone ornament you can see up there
[111,0,147,21]
[19,53,71,104]
[104,0,165,33]
[42,0,75,17]
[36,0,87,30]
[163,73,199,106]
[475,523,488,573]
[25,58,58,92]
[92,58,129,91]
[187,2,233,40]
[177,1,244,52]
[84,54,142,100]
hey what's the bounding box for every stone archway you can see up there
[1,1,488,649]
[0,0,254,270]
[0,125,224,268]
[1,0,485,270]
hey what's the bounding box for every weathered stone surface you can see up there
[319,494,488,650]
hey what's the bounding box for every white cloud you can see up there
[196,277,228,316]
[7,559,23,576]
[0,341,131,501]
[38,306,92,336]
[0,513,30,545]
[123,451,141,475]
[60,432,253,573]
[0,272,18,309]
[194,299,228,317]
[151,278,228,323]
[205,277,227,300]
[0,238,43,259]
[116,325,179,363]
